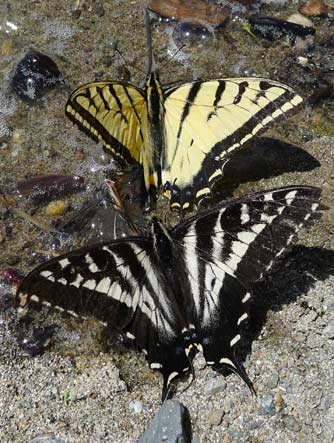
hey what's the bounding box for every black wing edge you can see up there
[65,81,146,168]
[172,185,326,230]
[171,185,326,393]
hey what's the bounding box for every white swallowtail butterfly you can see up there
[17,186,323,399]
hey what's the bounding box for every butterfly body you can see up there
[17,186,323,399]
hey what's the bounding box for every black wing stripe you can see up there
[16,186,323,399]
[66,92,137,167]
[172,82,203,163]
[166,80,302,211]
[233,81,248,105]
[122,85,145,145]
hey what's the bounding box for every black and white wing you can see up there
[16,237,191,398]
[162,78,303,212]
[171,186,322,387]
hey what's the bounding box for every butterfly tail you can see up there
[214,356,256,396]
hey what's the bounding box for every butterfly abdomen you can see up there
[145,73,166,188]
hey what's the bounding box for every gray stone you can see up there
[208,409,225,427]
[139,400,190,443]
[321,395,334,412]
[30,435,65,443]
[306,333,323,349]
[203,378,226,396]
[264,371,279,389]
[247,420,262,430]
[323,324,334,339]
[283,415,301,432]
[129,399,144,414]
[260,394,276,416]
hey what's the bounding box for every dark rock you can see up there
[16,174,85,202]
[248,15,315,41]
[321,395,334,411]
[139,400,191,443]
[17,325,56,356]
[12,51,63,101]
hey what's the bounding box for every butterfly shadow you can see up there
[211,137,320,201]
[234,245,334,378]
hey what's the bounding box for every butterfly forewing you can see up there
[163,78,303,211]
[171,186,322,384]
[65,81,148,167]
[65,73,303,214]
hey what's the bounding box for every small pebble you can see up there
[322,324,334,338]
[204,378,226,396]
[264,371,279,389]
[306,333,324,349]
[297,56,309,66]
[321,395,334,411]
[287,13,314,28]
[208,409,225,427]
[299,0,329,16]
[283,415,302,432]
[129,400,144,414]
[260,394,276,416]
[1,40,13,57]
[274,392,285,412]
[247,420,261,430]
[46,200,68,216]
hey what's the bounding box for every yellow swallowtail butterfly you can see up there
[65,10,303,214]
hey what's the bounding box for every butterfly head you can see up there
[150,216,168,237]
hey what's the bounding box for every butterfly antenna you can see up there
[145,7,155,75]
[113,48,146,77]
[161,44,186,70]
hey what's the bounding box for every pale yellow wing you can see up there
[65,81,149,168]
[162,78,303,212]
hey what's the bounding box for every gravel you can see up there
[0,1,334,442]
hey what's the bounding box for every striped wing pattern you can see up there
[65,75,302,213]
[172,186,321,382]
[65,82,148,168]
[16,186,322,398]
[17,238,191,397]
[163,78,303,211]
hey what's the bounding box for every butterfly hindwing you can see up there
[171,186,321,384]
[17,237,191,396]
[65,81,148,168]
[163,78,303,211]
